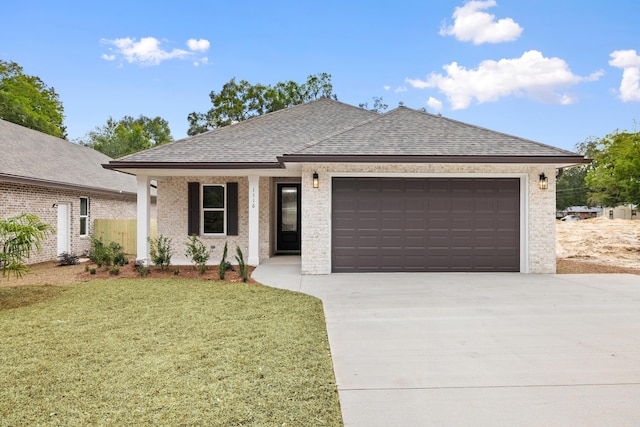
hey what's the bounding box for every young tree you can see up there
[79,115,173,159]
[0,60,66,138]
[1,213,53,279]
[359,96,388,113]
[583,130,640,206]
[187,73,337,135]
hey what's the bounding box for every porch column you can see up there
[136,175,151,265]
[247,175,260,266]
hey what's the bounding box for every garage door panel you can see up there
[332,177,520,272]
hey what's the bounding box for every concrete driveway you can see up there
[253,262,640,426]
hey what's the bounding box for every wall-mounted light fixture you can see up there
[52,203,58,208]
[313,172,319,189]
[538,173,548,190]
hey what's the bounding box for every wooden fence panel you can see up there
[93,219,157,255]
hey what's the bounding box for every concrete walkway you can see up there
[253,260,640,426]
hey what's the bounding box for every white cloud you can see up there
[406,50,604,109]
[101,37,209,66]
[193,57,209,67]
[609,49,640,102]
[384,85,391,91]
[427,97,443,113]
[440,0,523,44]
[394,86,407,93]
[187,39,210,52]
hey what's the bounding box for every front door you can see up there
[57,203,70,256]
[277,183,301,252]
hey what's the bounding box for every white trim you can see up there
[136,175,151,265]
[247,176,260,266]
[201,184,227,236]
[79,197,89,238]
[326,172,529,273]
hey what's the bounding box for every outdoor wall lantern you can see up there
[313,172,319,189]
[538,173,548,190]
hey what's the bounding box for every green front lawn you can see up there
[0,280,343,426]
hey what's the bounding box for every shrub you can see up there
[89,268,96,275]
[58,252,79,266]
[89,237,111,267]
[184,235,210,275]
[136,265,150,277]
[109,266,120,275]
[149,235,173,270]
[218,242,230,280]
[90,238,128,268]
[235,246,248,283]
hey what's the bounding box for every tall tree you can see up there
[80,115,173,159]
[582,130,640,206]
[187,73,337,135]
[556,166,589,210]
[0,60,66,138]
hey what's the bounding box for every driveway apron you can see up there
[254,264,640,426]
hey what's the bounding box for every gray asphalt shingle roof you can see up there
[293,106,580,157]
[107,98,585,168]
[0,119,137,194]
[115,98,378,164]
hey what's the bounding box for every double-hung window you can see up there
[202,185,225,235]
[79,197,88,237]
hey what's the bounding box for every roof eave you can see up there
[278,154,591,165]
[0,173,138,198]
[103,161,284,171]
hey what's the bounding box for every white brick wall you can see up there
[0,181,139,264]
[300,163,557,274]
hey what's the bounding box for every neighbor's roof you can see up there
[106,98,588,170]
[0,119,138,195]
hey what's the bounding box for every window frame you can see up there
[79,197,89,237]
[201,184,226,236]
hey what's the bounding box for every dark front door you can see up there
[277,183,301,252]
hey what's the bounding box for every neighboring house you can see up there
[603,205,638,220]
[0,119,149,263]
[556,206,602,219]
[105,99,589,274]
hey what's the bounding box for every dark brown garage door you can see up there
[332,177,520,272]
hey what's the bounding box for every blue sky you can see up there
[2,0,639,152]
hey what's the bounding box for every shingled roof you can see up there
[0,119,137,195]
[106,99,588,170]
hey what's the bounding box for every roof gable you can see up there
[0,119,137,194]
[291,107,579,157]
[115,98,378,164]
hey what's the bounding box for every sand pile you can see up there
[556,216,640,269]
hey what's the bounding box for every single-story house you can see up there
[105,99,589,274]
[0,119,152,263]
[557,206,602,220]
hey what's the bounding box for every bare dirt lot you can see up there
[556,216,640,274]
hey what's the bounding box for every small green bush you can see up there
[58,252,79,266]
[149,235,173,270]
[235,246,248,283]
[89,268,96,275]
[109,266,120,275]
[136,265,150,277]
[90,239,128,268]
[218,242,229,280]
[184,235,210,274]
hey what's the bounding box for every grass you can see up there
[0,279,343,426]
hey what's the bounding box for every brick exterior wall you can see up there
[156,164,557,275]
[300,163,557,275]
[158,176,251,265]
[0,181,139,264]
